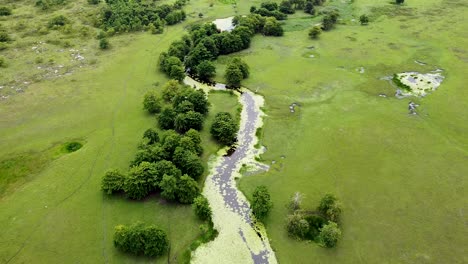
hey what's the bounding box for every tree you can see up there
[359,14,369,25]
[225,66,243,88]
[318,222,341,248]
[161,130,181,157]
[251,186,273,221]
[143,91,162,114]
[196,60,216,82]
[232,26,254,49]
[396,0,404,4]
[193,195,212,221]
[308,26,322,39]
[286,213,309,239]
[158,107,176,129]
[322,11,339,31]
[279,1,295,14]
[261,1,279,11]
[162,80,182,102]
[173,147,204,178]
[159,174,178,201]
[131,144,165,166]
[154,160,182,179]
[177,175,200,204]
[304,1,315,15]
[124,162,158,199]
[318,193,342,222]
[169,65,185,81]
[174,111,204,133]
[101,169,125,194]
[231,58,250,79]
[210,112,238,145]
[263,17,284,36]
[174,100,194,114]
[114,222,168,257]
[143,128,160,144]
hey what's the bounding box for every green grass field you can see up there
[237,0,468,263]
[1,0,467,263]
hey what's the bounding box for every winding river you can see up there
[184,77,277,264]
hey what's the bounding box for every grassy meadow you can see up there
[236,0,468,263]
[1,0,467,263]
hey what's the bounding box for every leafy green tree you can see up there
[161,130,181,157]
[318,193,342,222]
[177,175,200,204]
[210,112,238,145]
[359,14,369,25]
[318,221,341,248]
[169,65,185,81]
[124,162,158,199]
[232,26,254,49]
[196,60,216,82]
[231,58,250,79]
[174,111,204,133]
[187,89,209,115]
[225,65,243,88]
[185,44,213,69]
[168,40,190,61]
[309,26,322,39]
[154,160,182,179]
[143,128,160,144]
[251,185,273,221]
[158,107,176,129]
[263,17,284,36]
[286,212,309,239]
[131,144,165,166]
[174,100,194,114]
[162,80,183,102]
[193,195,212,221]
[143,91,162,114]
[279,0,295,14]
[101,169,126,194]
[304,1,315,15]
[261,1,279,11]
[322,11,339,31]
[114,222,168,257]
[159,174,178,201]
[173,147,204,178]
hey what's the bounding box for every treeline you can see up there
[250,0,326,18]
[101,81,210,203]
[98,0,188,33]
[158,12,285,86]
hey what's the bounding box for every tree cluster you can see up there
[285,193,342,248]
[99,0,188,33]
[251,0,326,17]
[114,222,168,257]
[250,186,273,222]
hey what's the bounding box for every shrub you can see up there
[48,15,70,28]
[251,186,273,221]
[114,222,168,257]
[0,57,7,68]
[193,195,212,221]
[286,213,309,239]
[160,174,178,201]
[143,91,162,114]
[359,14,369,25]
[99,38,109,50]
[318,221,341,248]
[309,26,322,39]
[162,80,183,102]
[0,31,11,42]
[263,17,284,36]
[0,7,12,16]
[87,0,100,4]
[322,11,339,31]
[396,0,404,4]
[101,169,125,194]
[318,194,342,222]
[210,112,238,146]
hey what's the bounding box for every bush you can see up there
[0,31,11,42]
[263,17,283,36]
[322,11,339,31]
[193,195,212,221]
[309,26,322,39]
[143,91,162,114]
[318,194,342,222]
[251,185,273,221]
[396,0,404,4]
[359,14,369,25]
[0,7,12,16]
[304,214,327,239]
[318,221,341,248]
[48,15,70,28]
[286,213,309,239]
[101,169,125,194]
[99,38,109,50]
[210,112,238,146]
[162,80,183,102]
[114,222,168,257]
[159,174,178,201]
[88,0,100,4]
[0,57,6,68]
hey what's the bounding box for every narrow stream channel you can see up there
[185,77,277,264]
